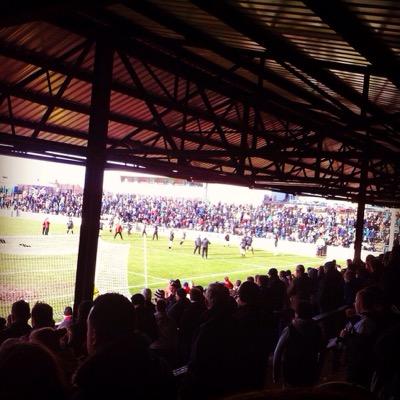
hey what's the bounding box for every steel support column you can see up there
[73,37,113,313]
[353,183,366,261]
[354,72,369,262]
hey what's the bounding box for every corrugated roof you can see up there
[0,1,399,205]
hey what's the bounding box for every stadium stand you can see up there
[1,187,390,251]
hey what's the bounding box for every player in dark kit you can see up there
[245,235,254,254]
[168,230,174,249]
[240,237,247,257]
[193,235,201,255]
[67,218,74,234]
[201,237,211,259]
[152,225,158,240]
[224,233,230,247]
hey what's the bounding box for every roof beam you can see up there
[118,2,353,120]
[0,40,282,140]
[304,0,400,90]
[0,1,116,27]
[191,0,395,125]
[50,15,400,152]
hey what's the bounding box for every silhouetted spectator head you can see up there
[190,287,203,303]
[346,258,354,270]
[29,327,60,353]
[141,288,152,302]
[238,281,260,306]
[206,283,230,310]
[63,306,72,317]
[308,268,318,280]
[355,286,384,315]
[77,300,93,323]
[195,285,204,293]
[324,261,336,273]
[130,293,145,308]
[11,299,30,323]
[0,341,66,399]
[31,302,54,329]
[344,270,356,283]
[176,288,187,301]
[279,270,287,280]
[365,254,375,271]
[295,265,305,277]
[258,275,269,287]
[295,301,314,320]
[268,268,278,278]
[87,293,135,354]
[247,276,255,283]
[156,299,167,313]
[234,280,241,288]
[0,317,6,331]
[368,257,383,275]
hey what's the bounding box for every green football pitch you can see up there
[0,216,329,320]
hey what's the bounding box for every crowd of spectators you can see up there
[1,243,400,399]
[0,187,391,250]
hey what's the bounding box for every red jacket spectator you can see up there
[224,277,234,290]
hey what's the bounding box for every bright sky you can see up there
[0,155,272,204]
